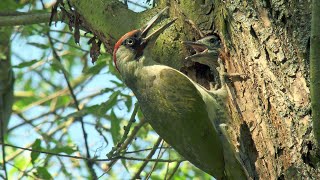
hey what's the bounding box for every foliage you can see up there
[0,0,214,179]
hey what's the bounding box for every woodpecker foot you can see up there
[209,82,220,90]
[226,73,249,82]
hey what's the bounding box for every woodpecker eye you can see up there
[125,38,135,46]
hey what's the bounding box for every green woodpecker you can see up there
[112,7,248,179]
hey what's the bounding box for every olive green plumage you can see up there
[113,7,248,179]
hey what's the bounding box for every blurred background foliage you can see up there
[0,0,213,179]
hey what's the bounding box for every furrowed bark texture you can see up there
[212,0,316,179]
[70,0,318,179]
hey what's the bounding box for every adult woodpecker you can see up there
[113,7,248,179]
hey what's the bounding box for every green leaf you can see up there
[52,146,77,155]
[56,95,71,107]
[110,110,121,144]
[84,60,105,74]
[137,108,145,121]
[10,156,27,176]
[100,88,115,93]
[50,61,62,73]
[121,158,129,172]
[36,167,53,179]
[99,91,120,114]
[110,80,124,87]
[27,42,49,49]
[13,59,38,68]
[50,60,70,76]
[123,95,133,111]
[31,139,41,164]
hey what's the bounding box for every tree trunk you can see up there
[70,0,317,179]
[217,1,316,179]
[0,18,14,142]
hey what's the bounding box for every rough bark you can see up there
[70,0,318,179]
[218,1,316,179]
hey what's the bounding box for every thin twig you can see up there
[166,161,182,180]
[124,146,171,154]
[104,118,147,174]
[9,89,112,133]
[0,143,183,163]
[132,137,162,179]
[146,140,165,180]
[46,30,97,179]
[5,117,76,162]
[107,103,139,158]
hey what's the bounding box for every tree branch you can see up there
[166,161,182,179]
[0,11,63,26]
[1,143,183,163]
[146,140,166,179]
[0,25,14,180]
[132,137,162,179]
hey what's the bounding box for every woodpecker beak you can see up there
[140,7,177,45]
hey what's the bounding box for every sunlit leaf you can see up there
[10,156,27,176]
[56,95,71,107]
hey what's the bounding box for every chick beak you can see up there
[183,41,209,53]
[140,7,177,45]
